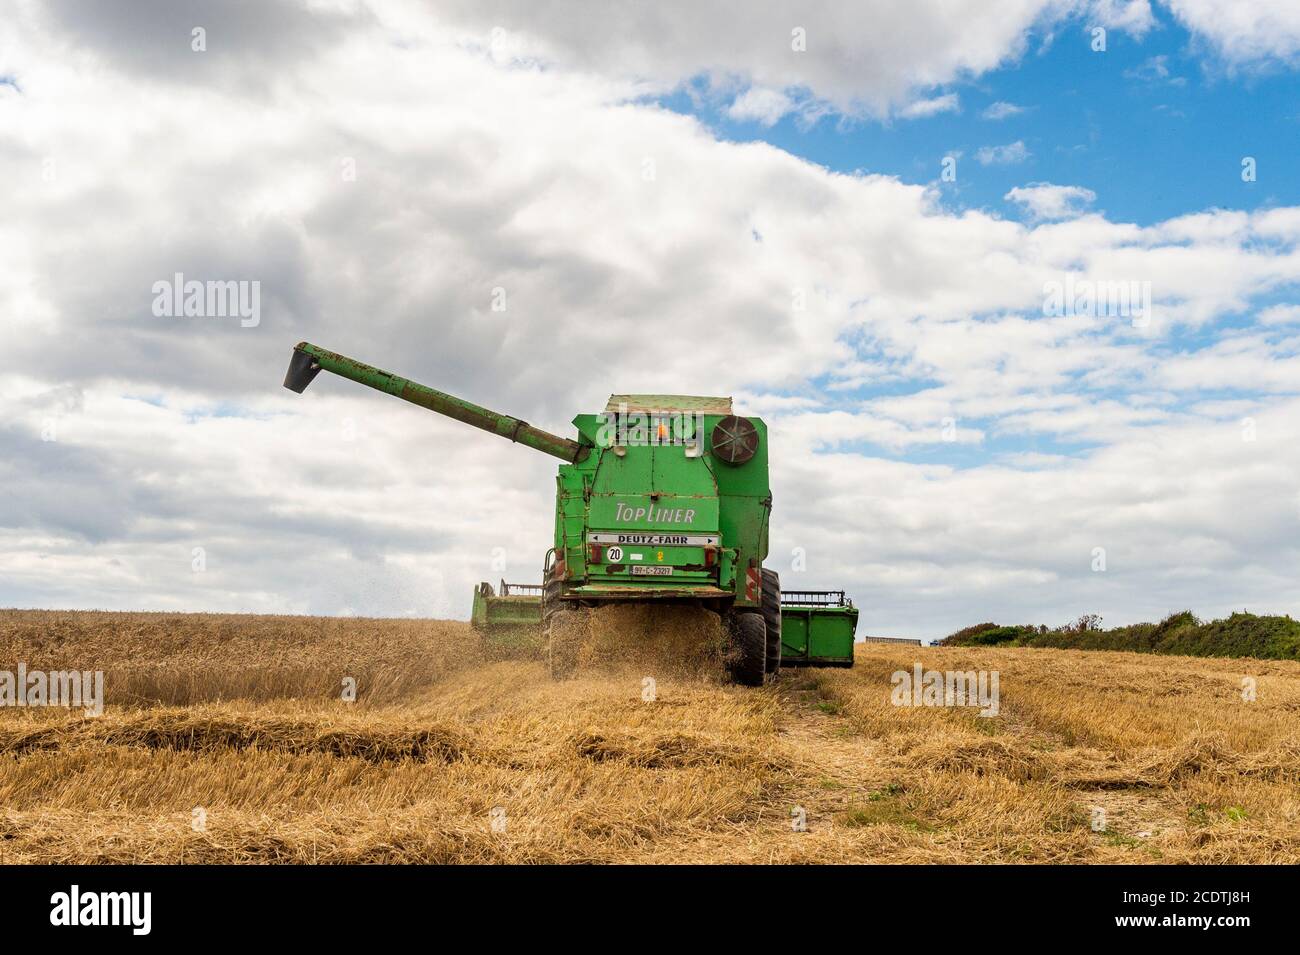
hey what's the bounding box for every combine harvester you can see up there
[284,342,858,684]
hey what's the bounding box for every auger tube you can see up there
[283,342,589,463]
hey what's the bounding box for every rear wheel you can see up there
[724,610,766,687]
[761,568,782,678]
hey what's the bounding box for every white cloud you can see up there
[1094,0,1158,33]
[1259,304,1300,325]
[982,100,1025,119]
[976,140,1031,164]
[1005,182,1098,219]
[434,0,1156,119]
[1162,0,1300,67]
[1124,53,1187,85]
[898,92,960,119]
[726,87,795,126]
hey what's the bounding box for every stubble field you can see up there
[1,609,1297,864]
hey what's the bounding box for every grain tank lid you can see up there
[605,394,733,414]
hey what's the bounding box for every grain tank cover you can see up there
[605,395,733,415]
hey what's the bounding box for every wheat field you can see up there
[1,608,1297,864]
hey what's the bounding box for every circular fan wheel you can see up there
[711,415,759,465]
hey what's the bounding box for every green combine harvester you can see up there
[284,342,858,684]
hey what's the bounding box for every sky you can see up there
[2,0,1299,639]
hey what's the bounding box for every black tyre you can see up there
[725,610,766,687]
[761,568,782,678]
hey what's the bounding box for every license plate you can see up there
[631,565,672,576]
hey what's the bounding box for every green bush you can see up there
[938,622,999,646]
[1157,612,1300,660]
[941,610,1300,661]
[944,624,1038,647]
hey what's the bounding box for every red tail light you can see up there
[588,543,603,563]
[703,546,715,567]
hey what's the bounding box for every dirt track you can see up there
[1,610,1297,863]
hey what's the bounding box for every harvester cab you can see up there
[283,342,858,684]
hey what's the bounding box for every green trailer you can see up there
[779,591,859,667]
[283,341,860,684]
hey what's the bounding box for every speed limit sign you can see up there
[607,546,623,562]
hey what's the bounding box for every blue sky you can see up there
[640,10,1300,472]
[671,15,1297,227]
